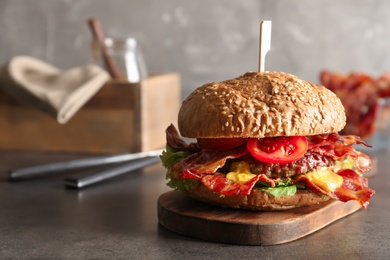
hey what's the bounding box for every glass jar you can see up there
[91,37,148,83]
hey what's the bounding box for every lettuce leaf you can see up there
[256,179,298,197]
[160,145,198,191]
[160,145,191,169]
[261,185,297,197]
[166,172,199,191]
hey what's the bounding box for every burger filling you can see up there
[160,124,375,208]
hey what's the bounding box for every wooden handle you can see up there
[87,18,121,79]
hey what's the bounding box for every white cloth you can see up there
[0,56,110,124]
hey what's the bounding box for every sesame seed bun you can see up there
[178,71,346,139]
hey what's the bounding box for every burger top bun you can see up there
[178,71,346,139]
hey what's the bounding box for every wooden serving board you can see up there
[158,191,361,245]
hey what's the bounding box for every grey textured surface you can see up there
[1,0,390,99]
[0,149,389,259]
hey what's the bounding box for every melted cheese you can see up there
[226,162,256,184]
[305,168,344,192]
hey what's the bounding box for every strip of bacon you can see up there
[184,146,248,174]
[307,133,372,172]
[307,133,370,148]
[180,168,278,196]
[167,124,248,179]
[180,169,202,180]
[166,124,188,150]
[166,124,199,152]
[296,169,375,208]
[335,169,375,208]
[201,173,264,196]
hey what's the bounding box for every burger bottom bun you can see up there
[185,184,331,211]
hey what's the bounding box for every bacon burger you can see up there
[160,71,374,210]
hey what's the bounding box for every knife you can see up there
[64,156,160,189]
[8,149,163,181]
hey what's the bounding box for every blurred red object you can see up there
[320,70,390,139]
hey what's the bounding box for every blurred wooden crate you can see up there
[0,73,180,154]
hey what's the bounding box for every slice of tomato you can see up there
[197,138,248,151]
[247,136,308,164]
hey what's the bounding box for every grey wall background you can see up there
[1,0,389,99]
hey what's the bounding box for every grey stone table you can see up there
[0,149,389,259]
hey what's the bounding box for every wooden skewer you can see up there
[87,18,121,79]
[258,20,272,72]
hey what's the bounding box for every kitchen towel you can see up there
[0,56,110,124]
